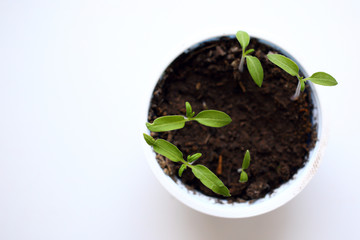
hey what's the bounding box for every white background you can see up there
[0,0,359,239]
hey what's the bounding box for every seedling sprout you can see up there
[267,53,338,100]
[236,31,264,87]
[146,102,232,132]
[143,134,231,197]
[238,150,251,183]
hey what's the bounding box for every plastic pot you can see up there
[142,33,325,218]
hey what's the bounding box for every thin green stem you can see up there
[291,75,303,101]
[179,159,193,168]
[238,53,246,72]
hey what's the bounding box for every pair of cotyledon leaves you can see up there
[143,133,231,197]
[236,31,264,88]
[267,53,338,91]
[146,102,232,132]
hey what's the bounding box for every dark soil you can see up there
[147,36,317,202]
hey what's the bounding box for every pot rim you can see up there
[141,33,326,218]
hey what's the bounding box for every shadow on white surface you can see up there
[140,155,349,240]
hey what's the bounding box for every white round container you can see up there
[141,33,326,218]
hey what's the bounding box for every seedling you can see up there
[236,31,264,87]
[143,134,231,197]
[267,53,338,100]
[238,150,251,183]
[146,102,232,132]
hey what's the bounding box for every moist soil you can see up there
[147,36,317,202]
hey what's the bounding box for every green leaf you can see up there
[245,55,264,87]
[178,164,186,177]
[193,110,232,128]
[187,153,202,163]
[185,102,193,118]
[239,171,248,183]
[306,72,338,86]
[242,150,251,170]
[267,54,299,76]
[300,79,305,92]
[146,115,186,132]
[236,31,250,50]
[152,139,183,162]
[143,133,156,146]
[244,49,255,56]
[191,165,231,197]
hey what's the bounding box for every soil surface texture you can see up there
[148,36,317,202]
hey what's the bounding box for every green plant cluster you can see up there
[143,31,338,198]
[144,102,251,197]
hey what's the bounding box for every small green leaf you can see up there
[178,164,186,177]
[152,139,183,162]
[242,150,251,170]
[143,133,156,146]
[244,49,255,56]
[185,102,193,118]
[306,72,338,86]
[236,31,250,50]
[191,165,231,197]
[239,171,248,183]
[193,110,232,128]
[187,153,202,163]
[146,115,186,132]
[245,55,264,87]
[267,54,299,77]
[300,79,305,92]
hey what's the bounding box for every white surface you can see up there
[0,0,359,239]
